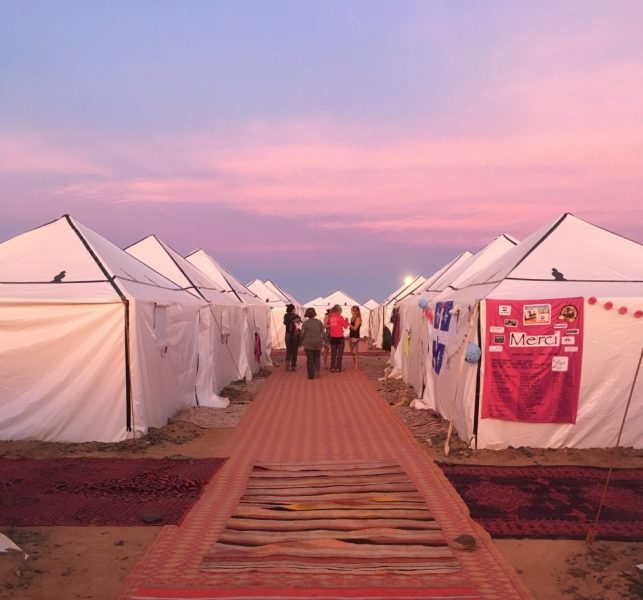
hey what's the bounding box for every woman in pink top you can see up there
[328,305,348,372]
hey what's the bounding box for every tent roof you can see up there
[0,215,203,305]
[313,290,368,310]
[125,235,242,305]
[185,249,263,304]
[364,299,379,309]
[415,236,517,300]
[264,279,300,306]
[247,279,284,304]
[455,213,643,300]
[383,275,427,305]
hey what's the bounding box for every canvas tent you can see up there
[265,279,300,306]
[126,235,260,399]
[421,213,643,450]
[372,275,427,348]
[185,250,272,368]
[396,238,517,392]
[364,299,379,340]
[247,278,302,350]
[0,215,207,442]
[307,290,372,339]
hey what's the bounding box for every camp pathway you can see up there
[118,365,533,600]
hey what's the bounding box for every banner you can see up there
[482,298,584,423]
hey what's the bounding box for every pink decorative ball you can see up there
[618,306,628,315]
[588,297,597,305]
[604,302,613,310]
[635,310,643,319]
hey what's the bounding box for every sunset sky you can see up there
[1,1,642,302]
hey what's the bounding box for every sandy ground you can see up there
[1,356,642,600]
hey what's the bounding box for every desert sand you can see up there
[1,355,641,600]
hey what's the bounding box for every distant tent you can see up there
[307,290,372,339]
[126,235,260,399]
[395,236,518,391]
[372,275,427,348]
[264,279,300,306]
[422,214,643,450]
[247,278,302,350]
[185,250,272,368]
[0,215,206,442]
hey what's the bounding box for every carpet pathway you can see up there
[119,365,533,600]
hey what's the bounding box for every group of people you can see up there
[283,303,362,380]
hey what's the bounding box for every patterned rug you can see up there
[438,464,643,541]
[201,460,458,576]
[0,457,226,526]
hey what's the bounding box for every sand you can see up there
[1,356,641,600]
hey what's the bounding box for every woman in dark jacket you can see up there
[283,304,301,371]
[299,307,325,380]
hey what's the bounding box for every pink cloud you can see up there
[3,8,642,248]
[0,130,112,176]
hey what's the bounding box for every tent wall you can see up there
[0,302,126,442]
[473,298,643,449]
[128,299,201,438]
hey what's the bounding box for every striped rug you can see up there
[201,460,457,575]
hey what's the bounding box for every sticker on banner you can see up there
[562,336,575,345]
[567,329,579,335]
[552,356,569,372]
[564,346,579,353]
[524,304,551,325]
[504,319,518,327]
[554,324,568,329]
[558,304,579,323]
[489,326,504,333]
[499,305,512,316]
[488,345,503,352]
[494,335,505,344]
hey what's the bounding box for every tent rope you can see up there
[585,345,643,548]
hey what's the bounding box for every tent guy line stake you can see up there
[585,345,643,549]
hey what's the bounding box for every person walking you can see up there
[322,309,331,369]
[328,305,348,372]
[283,304,301,371]
[299,307,324,380]
[349,305,362,369]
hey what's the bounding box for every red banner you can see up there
[482,298,584,423]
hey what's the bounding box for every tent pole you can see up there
[585,345,643,548]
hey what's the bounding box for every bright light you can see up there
[404,275,415,286]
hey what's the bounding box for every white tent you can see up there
[397,238,517,393]
[126,235,260,400]
[306,290,372,339]
[185,250,272,368]
[423,214,643,449]
[364,299,379,340]
[0,215,206,442]
[247,278,302,350]
[372,275,427,348]
[264,279,300,306]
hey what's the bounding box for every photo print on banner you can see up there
[482,298,584,423]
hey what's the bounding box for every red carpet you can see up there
[119,369,533,599]
[439,464,643,541]
[130,586,482,598]
[0,457,226,526]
